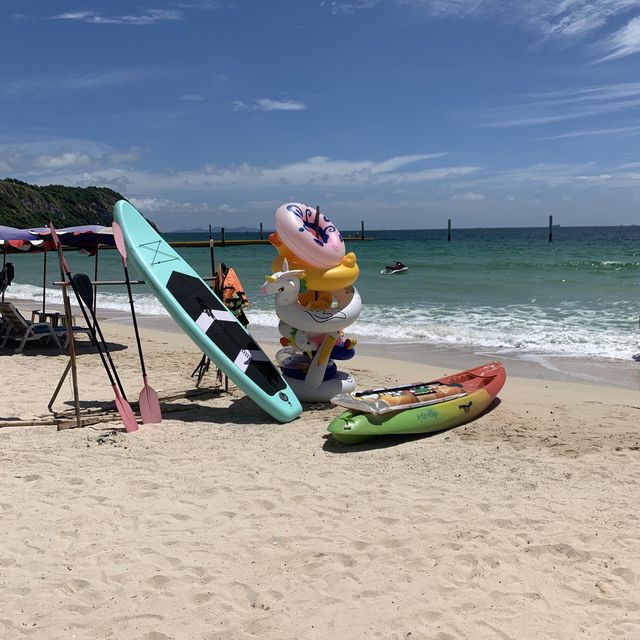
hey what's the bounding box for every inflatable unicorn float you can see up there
[261,203,360,402]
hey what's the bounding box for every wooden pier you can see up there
[168,235,373,248]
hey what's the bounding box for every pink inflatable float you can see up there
[275,203,345,270]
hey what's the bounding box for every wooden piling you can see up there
[548,215,553,242]
[221,227,225,247]
[360,220,364,240]
[447,219,452,242]
[259,222,263,240]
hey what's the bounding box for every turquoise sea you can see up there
[4,225,640,361]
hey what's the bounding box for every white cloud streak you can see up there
[234,98,307,112]
[33,152,91,169]
[451,191,486,200]
[330,0,640,61]
[475,82,640,128]
[2,68,156,97]
[539,124,640,139]
[256,98,306,111]
[595,15,640,62]
[12,148,476,195]
[50,9,183,25]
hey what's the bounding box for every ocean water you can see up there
[4,226,640,361]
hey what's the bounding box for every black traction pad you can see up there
[167,271,285,395]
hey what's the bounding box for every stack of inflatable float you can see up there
[261,203,361,402]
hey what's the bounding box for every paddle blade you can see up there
[112,221,128,265]
[113,385,139,432]
[139,376,162,424]
[72,273,94,310]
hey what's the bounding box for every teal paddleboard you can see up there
[113,200,302,423]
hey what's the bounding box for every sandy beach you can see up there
[1,306,640,639]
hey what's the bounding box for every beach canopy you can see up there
[0,224,115,310]
[0,225,45,252]
[0,224,114,254]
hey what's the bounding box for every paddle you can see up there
[48,223,138,433]
[71,273,128,400]
[112,222,162,424]
[72,271,94,310]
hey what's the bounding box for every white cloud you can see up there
[2,68,156,97]
[129,197,239,216]
[451,191,486,200]
[232,98,307,112]
[108,147,143,164]
[256,98,306,111]
[539,124,640,139]
[475,82,640,128]
[22,152,477,196]
[50,9,183,25]
[33,152,91,169]
[596,15,640,62]
[232,100,250,111]
[398,0,640,41]
[468,160,640,190]
[329,0,640,60]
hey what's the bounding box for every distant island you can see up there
[0,178,125,229]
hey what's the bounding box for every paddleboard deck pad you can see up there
[114,200,302,423]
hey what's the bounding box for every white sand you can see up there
[1,314,640,639]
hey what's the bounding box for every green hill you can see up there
[0,178,125,228]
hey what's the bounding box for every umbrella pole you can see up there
[93,248,99,331]
[42,248,47,316]
[1,251,5,303]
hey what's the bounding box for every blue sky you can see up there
[2,0,640,230]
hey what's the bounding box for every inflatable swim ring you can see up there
[271,253,359,292]
[275,203,345,270]
[276,348,338,382]
[284,371,357,403]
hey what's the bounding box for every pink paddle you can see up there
[112,222,162,424]
[49,223,138,433]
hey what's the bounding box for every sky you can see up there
[1,1,640,230]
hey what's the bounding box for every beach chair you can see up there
[0,301,64,353]
[59,323,93,349]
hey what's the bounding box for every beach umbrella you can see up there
[1,225,114,310]
[0,226,45,302]
[28,225,114,253]
[27,225,115,316]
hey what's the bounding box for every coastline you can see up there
[5,293,640,390]
[1,301,640,638]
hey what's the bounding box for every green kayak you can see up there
[328,361,506,444]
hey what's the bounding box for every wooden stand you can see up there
[51,242,82,429]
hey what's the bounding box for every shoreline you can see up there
[5,293,640,391]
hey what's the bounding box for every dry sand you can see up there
[1,309,640,639]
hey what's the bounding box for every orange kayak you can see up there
[328,361,506,444]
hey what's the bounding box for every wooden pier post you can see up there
[259,222,263,240]
[360,220,364,240]
[221,227,226,247]
[447,219,452,241]
[548,215,553,242]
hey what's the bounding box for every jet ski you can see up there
[380,261,408,275]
